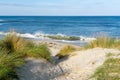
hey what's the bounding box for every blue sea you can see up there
[0,16,120,45]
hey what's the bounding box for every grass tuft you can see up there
[91,54,120,80]
[0,31,52,79]
[0,51,25,80]
[56,45,76,59]
[0,33,52,61]
[0,33,29,54]
[27,44,52,61]
[85,36,120,49]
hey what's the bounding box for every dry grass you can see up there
[0,33,29,54]
[56,45,76,59]
[85,36,120,49]
[0,33,52,61]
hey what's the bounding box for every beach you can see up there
[0,16,120,80]
[1,0,120,79]
[17,40,120,80]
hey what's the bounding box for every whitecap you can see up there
[56,33,66,37]
[80,36,96,41]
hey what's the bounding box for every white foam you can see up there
[19,33,37,39]
[0,31,96,42]
[56,33,66,37]
[80,36,96,41]
[54,40,76,43]
[34,32,46,37]
[0,32,9,35]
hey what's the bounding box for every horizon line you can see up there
[0,15,120,17]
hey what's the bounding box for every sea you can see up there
[0,16,120,46]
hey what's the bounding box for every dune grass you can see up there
[85,36,120,49]
[27,44,52,61]
[0,33,29,54]
[0,32,52,80]
[0,51,25,80]
[0,33,52,61]
[91,53,120,80]
[56,45,76,59]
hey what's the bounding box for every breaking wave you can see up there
[0,31,96,43]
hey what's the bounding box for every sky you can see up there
[0,0,120,16]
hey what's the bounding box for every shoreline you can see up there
[33,40,81,56]
[1,33,120,80]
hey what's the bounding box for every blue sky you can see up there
[0,0,120,16]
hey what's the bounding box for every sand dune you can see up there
[17,48,120,80]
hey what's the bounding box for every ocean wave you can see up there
[0,19,5,25]
[0,19,26,23]
[0,32,38,39]
[0,31,96,42]
[0,19,4,21]
[0,19,6,22]
[0,19,5,24]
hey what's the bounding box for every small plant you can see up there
[56,45,76,59]
[106,53,115,57]
[27,44,52,61]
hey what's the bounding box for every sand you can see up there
[17,41,120,80]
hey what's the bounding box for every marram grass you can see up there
[0,33,52,61]
[56,45,76,59]
[0,32,52,80]
[27,44,52,61]
[0,51,25,80]
[91,53,120,80]
[0,33,29,54]
[85,36,120,49]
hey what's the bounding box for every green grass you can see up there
[0,51,25,80]
[0,33,52,61]
[0,32,52,79]
[85,36,120,49]
[46,35,80,41]
[56,45,76,59]
[27,44,52,61]
[91,54,120,80]
[106,53,115,57]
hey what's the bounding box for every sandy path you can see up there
[17,48,120,80]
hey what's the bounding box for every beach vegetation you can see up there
[56,45,76,59]
[91,53,120,80]
[0,32,52,80]
[0,51,24,80]
[85,36,120,49]
[0,33,52,61]
[0,33,29,55]
[27,44,52,61]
